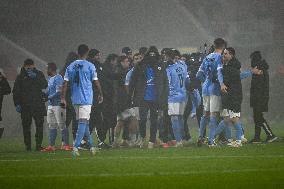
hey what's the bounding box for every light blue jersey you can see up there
[47,74,64,106]
[196,53,223,96]
[125,67,134,86]
[167,60,189,103]
[64,60,98,105]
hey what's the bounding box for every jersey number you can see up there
[178,74,184,88]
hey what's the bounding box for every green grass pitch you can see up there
[0,124,283,189]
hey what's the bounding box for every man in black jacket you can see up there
[249,51,277,143]
[0,70,11,138]
[87,49,106,148]
[129,46,169,148]
[112,55,138,147]
[88,51,120,148]
[13,59,48,151]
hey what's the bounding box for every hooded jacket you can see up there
[13,68,47,116]
[129,56,169,110]
[250,59,269,112]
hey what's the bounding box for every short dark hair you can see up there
[214,38,226,49]
[165,49,177,60]
[122,47,132,55]
[225,47,235,56]
[77,44,89,57]
[161,48,171,55]
[118,55,128,63]
[145,46,159,57]
[88,49,100,59]
[250,51,262,61]
[47,62,57,72]
[104,54,119,64]
[139,47,148,55]
[24,59,34,66]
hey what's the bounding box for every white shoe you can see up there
[90,147,96,156]
[228,139,233,143]
[241,135,248,144]
[72,147,80,157]
[208,141,218,148]
[174,142,183,148]
[148,142,154,149]
[228,140,242,148]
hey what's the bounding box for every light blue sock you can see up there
[49,128,57,146]
[74,121,87,148]
[84,124,94,147]
[233,122,242,141]
[171,115,182,142]
[215,120,226,136]
[191,99,197,115]
[199,116,209,138]
[225,126,232,140]
[208,116,217,144]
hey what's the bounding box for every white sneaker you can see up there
[241,135,248,144]
[208,141,218,148]
[228,139,233,143]
[174,142,183,148]
[72,147,80,157]
[228,140,242,148]
[90,147,96,156]
[148,142,154,149]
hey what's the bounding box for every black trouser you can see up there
[183,99,192,140]
[158,109,174,143]
[139,101,158,143]
[89,103,117,143]
[183,96,205,139]
[253,108,274,139]
[102,105,117,143]
[89,105,103,142]
[66,105,78,141]
[21,110,44,150]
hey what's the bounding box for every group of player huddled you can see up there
[12,37,278,156]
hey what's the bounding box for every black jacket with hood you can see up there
[250,59,269,112]
[129,50,168,110]
[13,68,47,116]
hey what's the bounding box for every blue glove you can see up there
[26,70,37,79]
[16,105,22,113]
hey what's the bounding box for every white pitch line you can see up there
[0,155,284,162]
[0,168,283,178]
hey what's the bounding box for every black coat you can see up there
[188,61,202,92]
[113,64,131,114]
[13,68,48,116]
[221,58,242,112]
[250,59,269,112]
[88,59,124,110]
[129,59,168,110]
[0,77,11,120]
